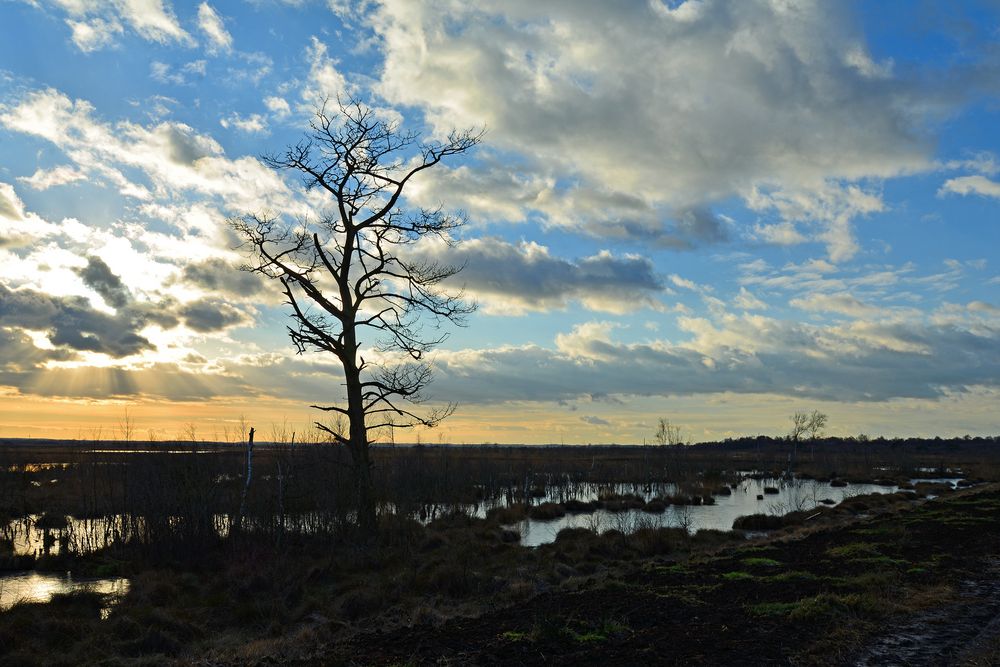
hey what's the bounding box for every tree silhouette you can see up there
[233,99,480,534]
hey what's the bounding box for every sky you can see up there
[0,0,998,444]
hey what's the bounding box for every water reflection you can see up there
[506,477,946,547]
[0,571,128,615]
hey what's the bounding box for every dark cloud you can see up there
[180,298,249,332]
[0,284,154,357]
[430,318,1000,405]
[581,415,610,426]
[179,259,266,298]
[76,256,131,308]
[409,237,665,313]
[163,125,214,165]
[0,328,76,371]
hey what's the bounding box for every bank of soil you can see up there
[306,485,1000,666]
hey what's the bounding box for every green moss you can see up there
[826,542,881,559]
[851,525,901,537]
[767,570,818,583]
[499,630,529,642]
[655,563,690,575]
[741,557,781,568]
[737,545,779,554]
[748,601,799,617]
[848,555,909,568]
[721,571,756,581]
[563,620,631,644]
[748,592,885,621]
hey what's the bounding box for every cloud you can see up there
[178,298,250,332]
[177,259,267,299]
[75,255,131,308]
[33,0,193,51]
[581,415,610,426]
[0,328,77,372]
[0,284,154,358]
[0,183,25,221]
[746,183,884,262]
[197,3,232,53]
[939,175,1000,199]
[0,88,296,215]
[220,112,268,134]
[18,165,88,190]
[732,287,766,311]
[264,96,291,119]
[751,221,807,246]
[66,17,124,52]
[408,237,666,315]
[113,0,192,46]
[150,60,206,85]
[789,292,878,318]
[302,35,347,106]
[369,0,929,249]
[430,309,1000,406]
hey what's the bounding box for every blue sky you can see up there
[0,0,998,443]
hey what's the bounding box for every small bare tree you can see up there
[117,407,135,445]
[233,99,480,534]
[654,418,684,446]
[807,410,828,440]
[787,410,828,477]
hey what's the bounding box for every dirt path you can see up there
[854,560,1000,667]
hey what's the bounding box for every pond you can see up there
[505,477,952,547]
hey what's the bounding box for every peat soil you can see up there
[294,485,1000,666]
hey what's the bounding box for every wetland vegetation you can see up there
[1,434,1000,664]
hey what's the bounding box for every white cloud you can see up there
[114,0,192,46]
[264,96,291,118]
[751,221,807,246]
[789,292,878,318]
[33,0,194,50]
[18,165,87,190]
[220,112,268,134]
[746,183,884,262]
[0,88,298,216]
[732,286,765,310]
[66,17,124,52]
[197,2,232,53]
[939,175,1000,199]
[0,182,26,221]
[302,36,347,106]
[368,0,929,249]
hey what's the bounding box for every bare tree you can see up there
[787,410,828,477]
[117,407,135,445]
[806,410,828,440]
[789,411,810,443]
[233,99,480,534]
[654,418,684,446]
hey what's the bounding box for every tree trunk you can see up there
[344,343,376,536]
